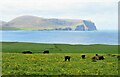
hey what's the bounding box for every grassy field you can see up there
[1,42,119,53]
[2,53,119,75]
[1,42,119,76]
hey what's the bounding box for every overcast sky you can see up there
[0,0,119,30]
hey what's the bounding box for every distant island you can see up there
[0,15,97,31]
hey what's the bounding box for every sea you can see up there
[0,30,118,45]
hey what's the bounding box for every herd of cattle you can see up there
[22,50,120,62]
[64,54,104,62]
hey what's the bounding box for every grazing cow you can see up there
[92,56,99,61]
[81,55,86,59]
[95,54,104,60]
[92,54,104,61]
[43,50,49,54]
[22,51,32,54]
[98,56,104,60]
[64,56,71,61]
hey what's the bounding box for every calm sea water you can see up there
[0,30,118,45]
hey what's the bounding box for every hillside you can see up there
[1,15,97,31]
[0,20,6,27]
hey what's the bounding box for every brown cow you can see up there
[92,56,99,60]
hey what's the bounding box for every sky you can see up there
[0,0,119,30]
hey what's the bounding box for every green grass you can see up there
[0,27,20,30]
[2,53,119,75]
[2,42,119,76]
[1,42,119,53]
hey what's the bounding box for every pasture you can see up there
[1,42,119,76]
[1,42,118,53]
[2,53,119,75]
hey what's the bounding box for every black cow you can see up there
[92,54,104,61]
[64,56,71,61]
[22,51,32,54]
[81,55,86,59]
[95,54,104,60]
[98,56,104,60]
[43,50,49,54]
